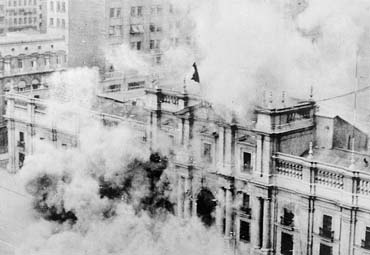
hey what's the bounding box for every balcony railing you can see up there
[361,240,370,250]
[280,216,294,230]
[240,206,252,219]
[17,140,25,148]
[319,227,334,242]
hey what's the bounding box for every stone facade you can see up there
[5,87,370,255]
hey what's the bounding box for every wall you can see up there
[333,116,368,152]
[316,115,334,149]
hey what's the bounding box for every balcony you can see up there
[280,216,294,230]
[239,206,252,219]
[319,227,334,242]
[17,141,25,152]
[361,240,370,250]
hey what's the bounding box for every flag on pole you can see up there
[191,62,200,83]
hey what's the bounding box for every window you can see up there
[61,19,65,28]
[17,59,23,69]
[110,8,115,18]
[242,152,252,172]
[155,55,161,64]
[116,8,121,17]
[128,81,145,90]
[203,143,212,163]
[50,1,54,11]
[319,244,332,255]
[242,193,250,208]
[57,1,60,12]
[108,26,114,36]
[281,232,293,255]
[320,215,333,240]
[61,2,65,12]
[281,208,294,227]
[323,215,332,231]
[363,227,370,249]
[149,40,154,49]
[50,18,53,26]
[137,6,142,16]
[240,193,251,215]
[136,41,141,50]
[157,5,163,15]
[149,23,155,32]
[19,153,25,168]
[239,221,250,242]
[19,132,24,142]
[130,7,135,16]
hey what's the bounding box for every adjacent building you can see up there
[0,30,67,156]
[4,0,41,32]
[68,0,193,68]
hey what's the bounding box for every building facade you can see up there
[0,31,67,155]
[68,0,193,68]
[5,87,370,255]
[4,0,41,32]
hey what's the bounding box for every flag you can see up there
[191,62,200,83]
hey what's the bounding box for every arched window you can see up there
[17,80,26,91]
[32,79,40,90]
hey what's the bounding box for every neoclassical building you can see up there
[5,86,370,255]
[0,31,67,154]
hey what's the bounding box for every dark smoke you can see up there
[25,153,174,225]
[26,174,77,224]
[99,152,174,217]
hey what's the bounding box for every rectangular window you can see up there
[50,18,53,25]
[319,244,332,255]
[116,8,121,17]
[149,40,154,49]
[323,215,332,231]
[366,227,370,243]
[109,8,115,18]
[137,6,142,16]
[19,153,25,168]
[242,193,250,208]
[128,81,145,90]
[130,7,135,16]
[136,41,141,50]
[149,23,155,32]
[203,143,212,163]
[61,2,65,12]
[242,152,252,172]
[239,221,250,243]
[50,1,54,11]
[281,232,293,255]
[17,59,23,69]
[19,132,24,142]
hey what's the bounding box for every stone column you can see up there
[7,120,16,173]
[184,177,191,219]
[26,99,35,155]
[262,198,272,252]
[253,197,262,249]
[177,176,184,218]
[225,188,233,238]
[216,188,225,234]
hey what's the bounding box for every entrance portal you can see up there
[196,188,216,227]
